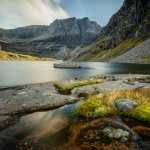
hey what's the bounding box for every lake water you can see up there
[0,61,150,87]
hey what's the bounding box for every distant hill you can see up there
[0,17,102,60]
[70,0,150,64]
[0,49,58,61]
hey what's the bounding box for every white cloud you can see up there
[0,0,69,29]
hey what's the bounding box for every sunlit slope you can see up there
[0,48,59,61]
[70,37,144,62]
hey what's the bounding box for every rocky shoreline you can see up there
[0,74,150,131]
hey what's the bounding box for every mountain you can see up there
[70,0,150,63]
[0,17,102,60]
[109,38,150,64]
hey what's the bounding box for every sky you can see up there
[0,0,124,29]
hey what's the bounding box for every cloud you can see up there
[0,0,69,29]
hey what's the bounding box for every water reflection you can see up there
[0,61,150,87]
[1,103,150,150]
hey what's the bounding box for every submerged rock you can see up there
[114,99,141,113]
[59,118,140,149]
[103,126,130,140]
[132,126,150,138]
[54,62,81,68]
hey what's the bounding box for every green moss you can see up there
[75,52,97,62]
[79,37,143,62]
[146,21,150,25]
[75,97,104,118]
[94,86,98,91]
[124,24,136,30]
[75,88,150,122]
[96,36,112,46]
[134,26,143,32]
[143,33,150,37]
[90,50,108,61]
[53,79,105,91]
[75,94,118,118]
[121,104,150,123]
[127,14,131,18]
[96,37,143,61]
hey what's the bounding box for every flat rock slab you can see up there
[0,83,78,115]
[71,80,150,97]
[90,74,150,81]
[114,99,141,113]
[71,84,97,97]
[95,80,150,92]
[55,80,82,87]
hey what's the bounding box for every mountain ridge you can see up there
[0,17,102,60]
[70,0,150,64]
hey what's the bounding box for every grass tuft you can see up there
[53,79,105,91]
[75,88,150,123]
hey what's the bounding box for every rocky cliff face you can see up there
[32,17,102,47]
[5,25,48,39]
[0,17,102,60]
[70,0,150,62]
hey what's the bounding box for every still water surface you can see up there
[0,61,150,87]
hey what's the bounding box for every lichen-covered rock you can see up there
[54,62,81,68]
[103,126,130,140]
[114,99,141,113]
[0,83,78,115]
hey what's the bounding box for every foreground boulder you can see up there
[54,62,81,68]
[58,118,140,149]
[114,99,141,113]
[0,83,78,116]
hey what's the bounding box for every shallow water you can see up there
[0,103,150,150]
[0,61,150,87]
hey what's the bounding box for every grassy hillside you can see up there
[0,48,60,61]
[72,37,144,62]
